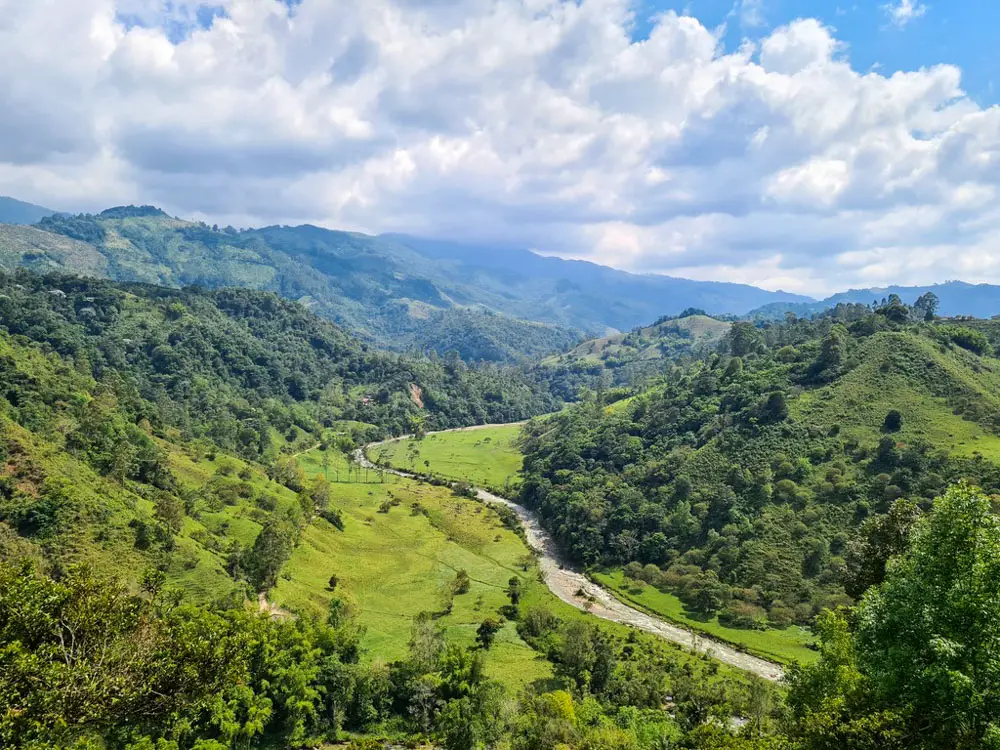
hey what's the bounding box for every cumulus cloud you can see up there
[0,0,996,296]
[883,0,928,28]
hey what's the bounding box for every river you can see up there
[354,428,784,682]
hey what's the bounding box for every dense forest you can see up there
[0,270,562,452]
[520,295,1000,628]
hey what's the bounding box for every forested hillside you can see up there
[520,297,1000,631]
[4,266,1000,748]
[542,311,732,387]
[0,270,561,445]
[0,269,776,749]
[1,204,809,360]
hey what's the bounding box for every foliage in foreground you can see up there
[787,483,1000,750]
[0,562,773,749]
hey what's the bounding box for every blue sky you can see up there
[637,0,1000,104]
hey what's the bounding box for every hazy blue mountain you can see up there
[0,196,58,224]
[383,233,812,330]
[823,282,1000,318]
[751,281,1000,320]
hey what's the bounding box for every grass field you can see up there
[595,570,818,665]
[269,445,554,690]
[371,424,814,667]
[165,443,303,602]
[373,424,525,490]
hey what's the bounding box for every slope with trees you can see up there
[1,204,810,360]
[519,297,1000,635]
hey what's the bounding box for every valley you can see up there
[4,263,1000,749]
[366,425,793,677]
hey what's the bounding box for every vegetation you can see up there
[4,206,808,359]
[374,423,526,491]
[520,297,1000,632]
[543,312,732,383]
[0,268,776,748]
[786,483,1000,749]
[0,270,561,451]
[7,254,1000,749]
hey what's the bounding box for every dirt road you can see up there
[355,429,785,681]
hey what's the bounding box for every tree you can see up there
[723,356,744,381]
[913,292,939,321]
[843,498,921,598]
[476,618,503,650]
[245,521,296,592]
[727,323,764,357]
[882,410,902,433]
[453,569,471,595]
[140,567,167,601]
[759,391,789,423]
[790,485,1000,750]
[855,484,1000,748]
[809,325,848,381]
[506,576,522,607]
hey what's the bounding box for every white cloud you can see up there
[883,0,928,28]
[0,0,997,296]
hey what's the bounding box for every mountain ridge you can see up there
[1,204,807,360]
[0,196,59,225]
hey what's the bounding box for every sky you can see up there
[2,0,1000,296]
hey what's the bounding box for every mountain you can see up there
[0,204,806,361]
[751,281,1000,320]
[823,281,1000,317]
[0,196,58,224]
[538,312,732,391]
[382,233,811,329]
[520,303,1000,633]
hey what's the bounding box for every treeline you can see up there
[520,296,1000,628]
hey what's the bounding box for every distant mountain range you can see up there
[0,203,805,360]
[0,196,59,225]
[750,282,1000,320]
[4,201,1000,361]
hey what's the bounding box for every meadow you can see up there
[373,423,526,490]
[375,422,819,666]
[269,444,554,690]
[594,570,818,665]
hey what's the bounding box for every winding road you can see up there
[354,427,785,682]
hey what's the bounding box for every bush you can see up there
[718,602,768,630]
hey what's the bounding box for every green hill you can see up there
[544,313,731,367]
[0,270,765,749]
[520,304,1000,634]
[0,204,809,360]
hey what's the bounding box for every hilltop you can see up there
[543,311,731,372]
